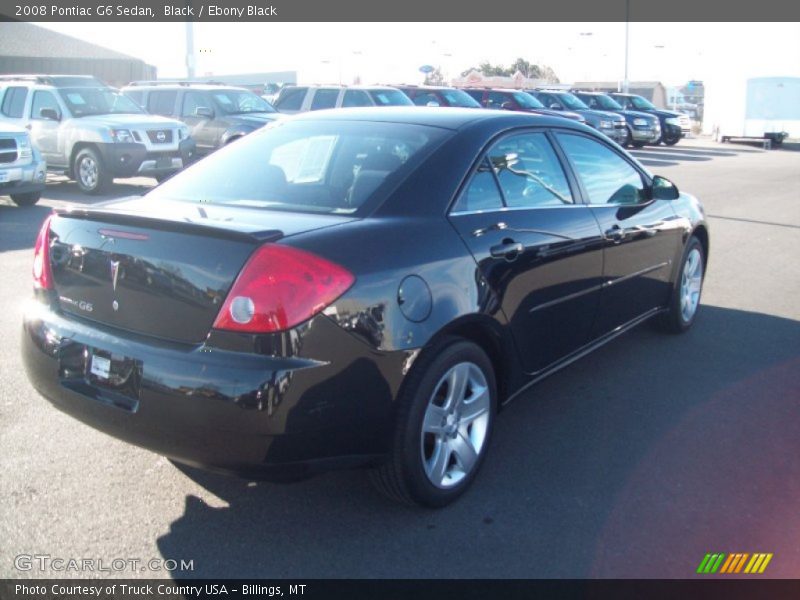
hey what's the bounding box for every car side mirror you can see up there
[651,175,680,200]
[549,104,561,110]
[40,108,60,121]
[195,106,214,118]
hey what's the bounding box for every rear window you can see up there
[367,89,414,106]
[148,120,449,215]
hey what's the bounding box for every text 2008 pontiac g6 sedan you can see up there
[22,108,708,507]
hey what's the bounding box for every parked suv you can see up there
[395,85,482,108]
[0,75,194,194]
[273,85,413,114]
[122,81,282,157]
[609,93,690,145]
[462,88,587,124]
[529,89,628,145]
[573,91,660,147]
[0,122,46,205]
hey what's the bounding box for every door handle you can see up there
[472,222,508,237]
[490,240,524,259]
[604,225,626,242]
[25,124,32,130]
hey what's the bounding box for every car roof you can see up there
[289,106,587,131]
[123,83,250,92]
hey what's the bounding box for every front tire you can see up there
[74,147,112,195]
[370,337,496,507]
[10,192,41,206]
[657,236,705,333]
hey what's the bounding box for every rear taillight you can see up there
[32,215,54,290]
[213,244,354,334]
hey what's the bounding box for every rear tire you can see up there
[10,192,41,206]
[74,147,112,195]
[369,337,496,507]
[663,136,681,146]
[656,236,705,334]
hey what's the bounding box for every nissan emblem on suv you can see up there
[156,131,166,142]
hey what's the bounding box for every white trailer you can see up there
[704,76,800,146]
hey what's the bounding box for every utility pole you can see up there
[623,0,630,92]
[185,21,195,79]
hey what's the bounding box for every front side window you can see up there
[488,132,573,207]
[148,120,447,215]
[368,89,413,106]
[309,88,340,111]
[440,89,481,108]
[147,90,177,116]
[181,91,212,118]
[31,91,61,120]
[558,93,590,110]
[342,90,371,107]
[57,87,143,117]
[412,92,440,107]
[210,90,276,114]
[486,92,510,109]
[1,87,28,118]
[557,133,646,205]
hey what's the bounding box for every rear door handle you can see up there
[605,225,626,242]
[490,241,524,259]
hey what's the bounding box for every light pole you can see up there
[623,0,630,92]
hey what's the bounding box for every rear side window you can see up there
[309,88,339,111]
[124,90,144,106]
[452,158,504,213]
[147,90,178,116]
[463,90,484,104]
[150,120,448,215]
[275,87,306,111]
[1,87,28,118]
[557,133,646,205]
[342,90,371,107]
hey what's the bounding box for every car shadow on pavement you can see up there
[156,305,800,579]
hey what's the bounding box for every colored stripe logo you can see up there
[697,552,773,574]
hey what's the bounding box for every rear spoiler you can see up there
[53,205,284,244]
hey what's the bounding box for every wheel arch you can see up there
[692,224,710,267]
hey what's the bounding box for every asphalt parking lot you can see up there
[1,137,798,579]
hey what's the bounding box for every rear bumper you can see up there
[21,300,407,478]
[95,139,197,178]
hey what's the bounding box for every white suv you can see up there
[0,123,46,206]
[0,75,196,194]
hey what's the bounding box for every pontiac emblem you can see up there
[110,260,121,291]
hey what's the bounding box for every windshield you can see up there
[629,95,657,110]
[440,89,481,108]
[513,92,545,109]
[210,90,276,114]
[58,88,144,117]
[558,93,589,110]
[584,94,623,110]
[148,120,448,215]
[368,89,414,106]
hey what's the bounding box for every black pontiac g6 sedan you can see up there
[22,108,708,507]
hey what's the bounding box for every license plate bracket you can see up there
[155,156,172,169]
[58,342,143,411]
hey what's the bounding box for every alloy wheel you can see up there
[680,248,703,323]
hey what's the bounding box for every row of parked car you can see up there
[0,75,690,204]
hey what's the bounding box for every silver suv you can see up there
[0,75,196,194]
[0,122,46,206]
[273,85,413,114]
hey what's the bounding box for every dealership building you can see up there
[0,22,156,87]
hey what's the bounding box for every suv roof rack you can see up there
[0,74,100,85]
[127,80,228,87]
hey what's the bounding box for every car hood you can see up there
[70,113,185,129]
[618,109,658,123]
[579,109,626,123]
[536,108,586,122]
[649,109,684,119]
[227,112,283,126]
